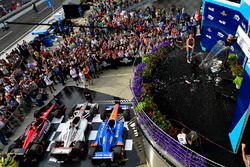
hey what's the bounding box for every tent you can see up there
[62,0,90,19]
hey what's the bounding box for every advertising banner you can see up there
[202,0,250,153]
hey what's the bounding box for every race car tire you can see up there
[93,105,99,115]
[88,146,96,159]
[123,109,130,121]
[90,105,99,119]
[113,146,123,161]
[74,141,86,158]
[85,124,92,137]
[123,128,128,140]
[54,105,66,118]
[34,109,42,119]
[100,110,106,121]
[30,143,44,160]
[68,105,77,118]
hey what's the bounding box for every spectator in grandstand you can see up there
[70,66,79,86]
[43,74,56,94]
[83,64,93,86]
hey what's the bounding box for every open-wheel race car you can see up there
[8,99,66,162]
[88,103,129,164]
[69,102,99,120]
[50,102,98,162]
[100,103,130,121]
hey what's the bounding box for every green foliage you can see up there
[157,47,167,58]
[135,96,157,113]
[152,110,173,132]
[142,54,151,63]
[142,48,167,79]
[135,102,146,112]
[142,83,152,97]
[135,45,174,134]
[228,53,238,67]
[233,76,243,86]
[142,64,153,79]
[231,65,244,76]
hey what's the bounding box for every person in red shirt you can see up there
[83,65,93,85]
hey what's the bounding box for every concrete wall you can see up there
[143,137,174,167]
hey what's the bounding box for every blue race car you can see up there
[100,103,130,121]
[88,103,128,162]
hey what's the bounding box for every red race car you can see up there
[8,99,66,162]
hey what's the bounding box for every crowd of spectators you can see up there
[0,0,202,146]
[0,0,24,18]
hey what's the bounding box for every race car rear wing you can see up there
[50,147,72,155]
[92,151,113,160]
[11,148,26,159]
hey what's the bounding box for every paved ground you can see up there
[3,65,143,167]
[8,66,134,142]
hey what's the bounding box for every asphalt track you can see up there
[0,0,63,54]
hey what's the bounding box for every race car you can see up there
[69,102,99,120]
[34,97,66,119]
[100,103,130,121]
[8,100,66,162]
[50,102,98,162]
[88,103,128,163]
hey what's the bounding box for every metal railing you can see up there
[130,63,225,167]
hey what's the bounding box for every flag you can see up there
[47,0,53,8]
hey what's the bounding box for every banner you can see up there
[47,0,53,8]
[201,2,246,51]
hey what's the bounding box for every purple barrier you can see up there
[151,41,171,53]
[136,109,215,166]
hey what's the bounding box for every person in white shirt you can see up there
[79,70,87,88]
[177,128,187,145]
[44,74,56,93]
[70,67,79,86]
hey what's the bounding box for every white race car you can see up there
[50,102,98,162]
